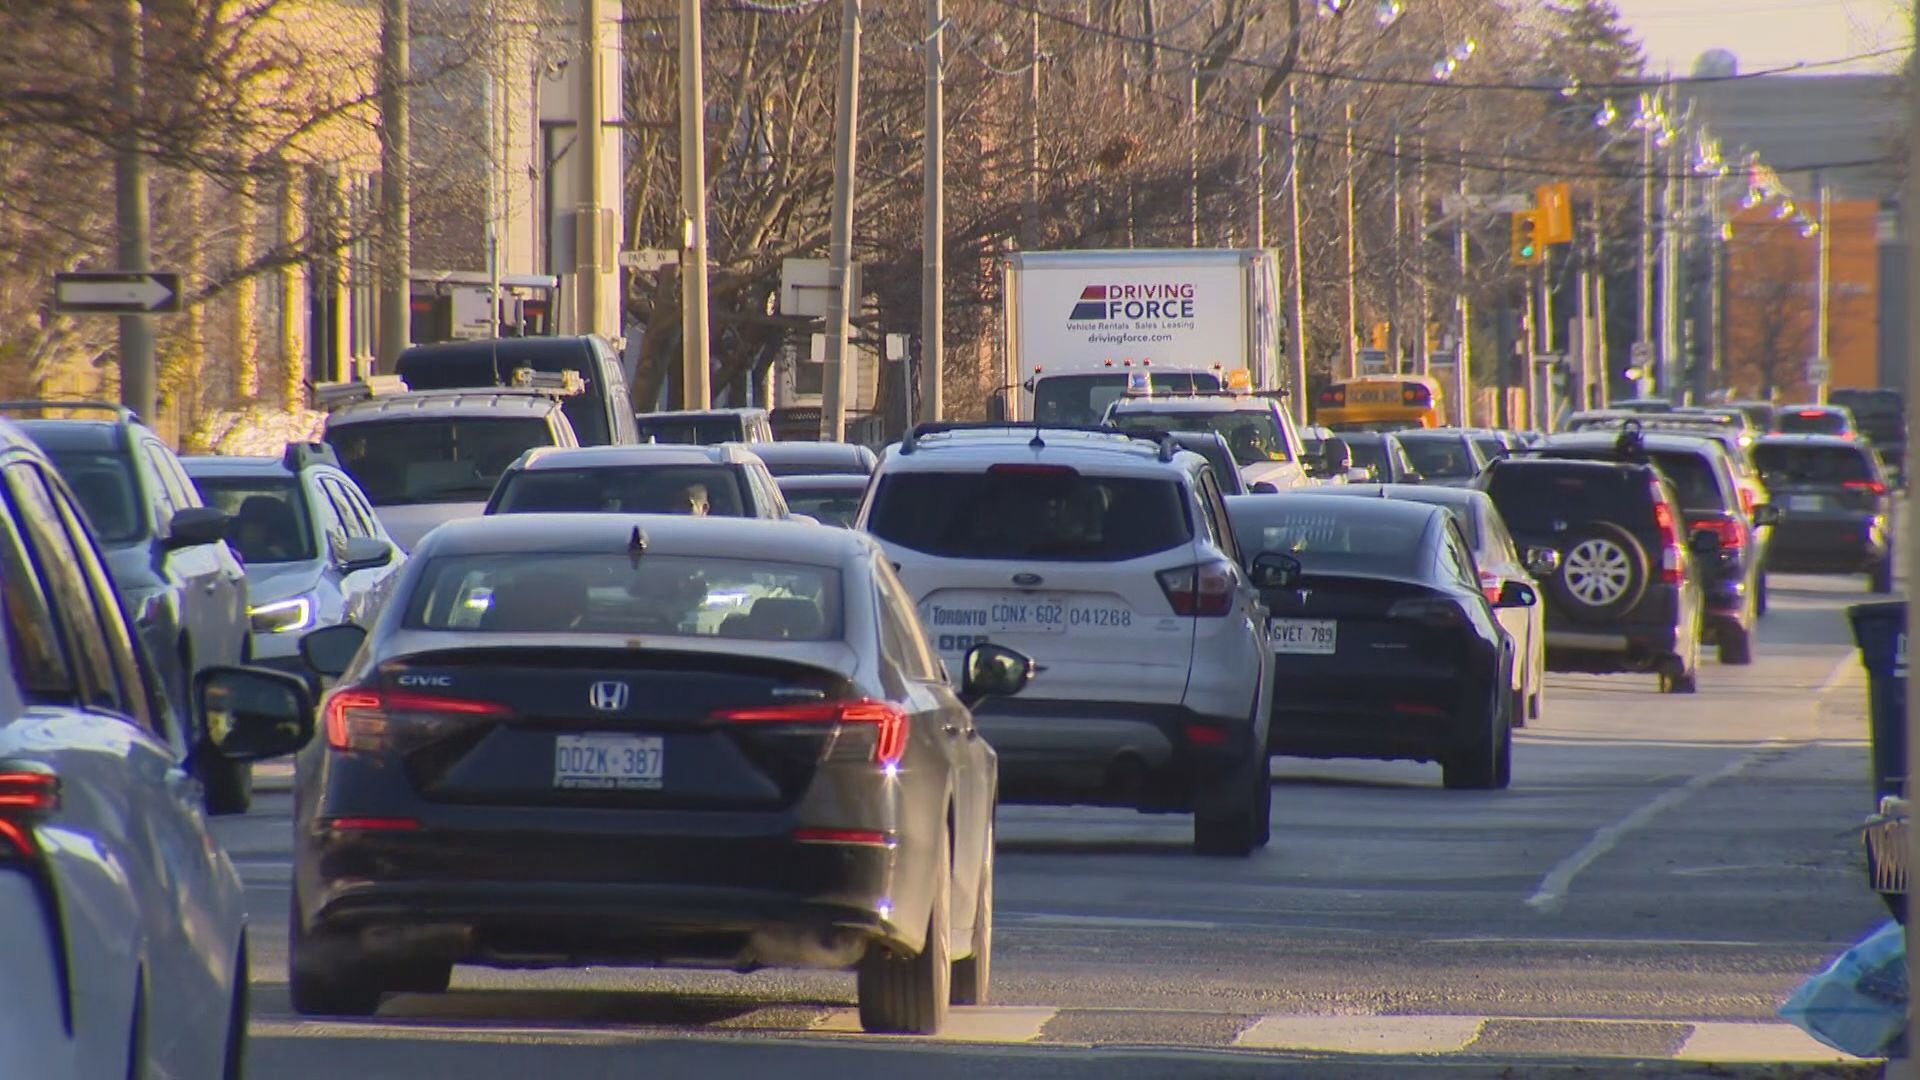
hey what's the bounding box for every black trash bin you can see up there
[1849,600,1908,921]
[1848,600,1908,803]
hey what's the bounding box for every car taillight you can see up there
[1844,479,1888,495]
[322,688,512,752]
[1739,487,1756,516]
[1387,597,1465,628]
[714,699,910,765]
[1157,561,1237,616]
[0,769,57,858]
[1477,570,1502,605]
[1651,488,1683,584]
[1695,514,1746,551]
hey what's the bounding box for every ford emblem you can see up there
[1012,572,1044,588]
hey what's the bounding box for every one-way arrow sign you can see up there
[53,272,182,315]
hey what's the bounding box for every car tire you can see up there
[201,758,253,816]
[1551,524,1650,625]
[1659,653,1698,695]
[1872,558,1896,594]
[388,957,454,995]
[1718,624,1754,666]
[1510,684,1527,729]
[288,908,386,1017]
[1756,573,1769,616]
[1528,688,1543,722]
[1444,687,1511,791]
[950,822,992,1007]
[1193,752,1268,857]
[222,941,248,1080]
[125,974,147,1080]
[858,824,951,1034]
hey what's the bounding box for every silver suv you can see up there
[858,424,1273,855]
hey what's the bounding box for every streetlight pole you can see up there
[1637,107,1655,399]
[678,0,712,407]
[377,0,411,370]
[1455,139,1472,427]
[819,0,862,441]
[111,0,156,419]
[1284,87,1308,427]
[1342,102,1358,379]
[919,0,944,422]
[1815,180,1832,404]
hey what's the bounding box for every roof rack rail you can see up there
[898,422,1178,462]
[282,440,341,472]
[311,375,410,412]
[0,400,140,425]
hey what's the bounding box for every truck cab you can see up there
[1104,385,1315,492]
[1027,366,1223,426]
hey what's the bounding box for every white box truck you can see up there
[998,248,1284,424]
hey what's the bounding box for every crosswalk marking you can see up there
[812,1006,1054,1042]
[1234,1014,1484,1054]
[1674,1021,1854,1062]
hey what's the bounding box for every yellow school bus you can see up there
[1314,376,1445,432]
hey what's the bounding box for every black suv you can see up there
[1531,431,1777,665]
[3,403,255,811]
[1477,434,1706,693]
[1754,434,1896,592]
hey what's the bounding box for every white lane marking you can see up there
[811,1006,1055,1043]
[1233,1014,1485,1053]
[1669,863,1853,877]
[1523,738,1788,914]
[1676,1021,1861,1062]
[1420,935,1826,948]
[1000,913,1225,932]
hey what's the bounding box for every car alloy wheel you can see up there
[1563,538,1633,608]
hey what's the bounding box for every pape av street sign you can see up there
[53,272,182,315]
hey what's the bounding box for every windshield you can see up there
[396,353,608,445]
[782,488,863,528]
[404,553,841,640]
[1397,435,1478,479]
[1342,437,1386,477]
[1111,410,1292,466]
[1032,372,1222,426]
[193,479,317,563]
[1776,410,1849,435]
[45,450,144,544]
[868,471,1192,561]
[1753,444,1875,485]
[1647,451,1724,512]
[636,416,745,445]
[492,465,747,516]
[1225,503,1426,576]
[325,418,556,507]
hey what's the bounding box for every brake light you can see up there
[1797,409,1825,419]
[1651,490,1683,584]
[1157,561,1237,616]
[794,827,895,846]
[1695,514,1746,551]
[1844,479,1888,495]
[0,769,56,858]
[323,688,511,752]
[1739,487,1756,516]
[1387,597,1465,628]
[1477,570,1502,605]
[715,699,910,765]
[1183,723,1228,746]
[325,817,421,832]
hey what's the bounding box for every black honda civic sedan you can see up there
[288,513,1031,1034]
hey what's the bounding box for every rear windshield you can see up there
[1341,437,1385,475]
[1397,435,1477,480]
[1111,410,1293,464]
[1753,444,1875,485]
[492,465,746,516]
[1646,451,1725,512]
[1471,436,1508,461]
[782,488,863,528]
[867,470,1192,561]
[396,353,608,445]
[404,553,841,640]
[1483,464,1647,533]
[194,478,317,563]
[1776,410,1848,435]
[45,450,144,544]
[325,418,555,507]
[1032,372,1221,426]
[637,417,743,445]
[761,459,868,478]
[1225,503,1426,577]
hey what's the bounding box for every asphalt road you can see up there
[218,570,1894,1078]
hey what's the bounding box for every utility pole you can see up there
[1636,105,1655,399]
[483,4,500,336]
[677,0,712,407]
[1388,122,1402,370]
[1284,87,1308,427]
[1454,140,1472,428]
[110,0,155,420]
[377,0,411,370]
[819,0,862,441]
[1342,102,1358,379]
[1815,180,1832,404]
[575,0,614,344]
[919,0,944,422]
[1414,141,1430,377]
[1901,0,1920,1064]
[1251,101,1266,248]
[1188,63,1200,247]
[1658,104,1682,402]
[1021,7,1040,249]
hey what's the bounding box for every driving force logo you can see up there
[1067,282,1197,322]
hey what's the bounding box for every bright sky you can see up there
[1609,0,1909,75]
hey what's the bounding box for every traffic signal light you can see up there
[1509,210,1543,266]
[1535,182,1574,245]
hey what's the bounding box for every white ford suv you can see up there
[858,424,1273,855]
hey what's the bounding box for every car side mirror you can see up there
[337,535,394,573]
[1752,503,1783,527]
[163,507,230,551]
[299,623,368,679]
[1524,546,1560,576]
[1494,581,1537,608]
[960,644,1034,707]
[195,666,315,760]
[1248,481,1280,495]
[1250,551,1302,589]
[1688,528,1723,555]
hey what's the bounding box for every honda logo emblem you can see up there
[588,681,630,712]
